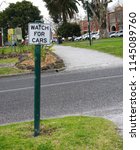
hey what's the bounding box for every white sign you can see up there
[28,23,51,45]
[15,27,22,40]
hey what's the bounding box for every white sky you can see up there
[0,0,123,20]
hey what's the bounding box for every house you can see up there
[80,19,99,34]
[107,5,123,32]
[79,5,123,33]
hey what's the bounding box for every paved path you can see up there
[54,45,123,71]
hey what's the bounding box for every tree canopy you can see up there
[43,0,80,23]
[0,0,42,40]
[57,22,81,38]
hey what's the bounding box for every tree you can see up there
[0,0,42,41]
[80,0,112,38]
[57,23,81,38]
[43,0,80,23]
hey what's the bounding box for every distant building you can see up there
[79,5,123,33]
[107,5,123,31]
[80,19,99,34]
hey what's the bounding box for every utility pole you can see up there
[86,0,92,46]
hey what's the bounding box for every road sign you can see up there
[28,21,51,136]
[15,27,22,40]
[28,23,51,45]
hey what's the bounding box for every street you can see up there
[0,67,123,134]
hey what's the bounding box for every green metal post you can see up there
[34,44,41,137]
[1,28,4,46]
[86,1,92,46]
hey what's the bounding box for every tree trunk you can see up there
[85,0,112,38]
[98,9,108,38]
[62,11,67,23]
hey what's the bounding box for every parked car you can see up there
[109,30,123,38]
[62,37,65,41]
[109,31,118,38]
[74,36,82,41]
[91,32,100,40]
[117,30,123,37]
[68,37,73,41]
[109,31,116,36]
[82,33,89,40]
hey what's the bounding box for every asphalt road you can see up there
[0,67,123,134]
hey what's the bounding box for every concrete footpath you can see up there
[54,45,123,71]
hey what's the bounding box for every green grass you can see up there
[0,45,34,55]
[0,58,18,64]
[0,45,33,76]
[0,116,123,150]
[62,38,123,57]
[0,67,29,75]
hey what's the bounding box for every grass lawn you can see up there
[0,116,123,150]
[0,45,33,75]
[62,38,123,57]
[0,58,18,64]
[0,45,34,55]
[0,67,29,75]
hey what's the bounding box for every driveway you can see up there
[54,45,123,71]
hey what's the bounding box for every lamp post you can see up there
[85,0,91,46]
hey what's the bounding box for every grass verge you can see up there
[0,58,18,64]
[62,38,123,57]
[0,67,29,75]
[0,45,34,55]
[0,116,123,150]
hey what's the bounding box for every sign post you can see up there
[28,21,51,137]
[34,44,41,137]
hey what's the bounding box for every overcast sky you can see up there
[0,0,123,20]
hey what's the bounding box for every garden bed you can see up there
[15,51,65,71]
[0,46,65,76]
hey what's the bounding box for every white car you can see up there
[109,31,118,38]
[68,37,72,41]
[91,32,100,40]
[109,30,123,38]
[74,36,82,41]
[117,30,123,37]
[82,33,89,40]
[109,31,115,36]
